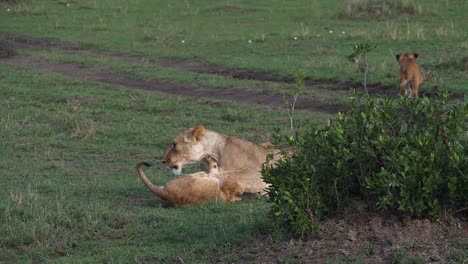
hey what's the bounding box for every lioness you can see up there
[396,53,423,97]
[136,156,242,206]
[162,125,280,194]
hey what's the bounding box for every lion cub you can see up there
[200,155,243,202]
[396,53,423,97]
[136,156,242,206]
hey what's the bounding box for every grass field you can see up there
[1,0,467,91]
[0,65,320,263]
[0,0,467,263]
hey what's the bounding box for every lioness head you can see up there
[396,53,419,66]
[162,125,207,175]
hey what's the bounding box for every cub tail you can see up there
[136,162,172,201]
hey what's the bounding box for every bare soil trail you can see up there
[0,33,462,113]
[0,33,396,94]
[0,33,354,113]
[0,55,349,113]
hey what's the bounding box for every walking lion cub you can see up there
[396,53,423,97]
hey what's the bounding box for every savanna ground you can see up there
[0,0,467,263]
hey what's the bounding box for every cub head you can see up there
[396,53,419,66]
[200,155,220,175]
[162,125,206,175]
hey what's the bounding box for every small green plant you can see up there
[263,93,467,236]
[283,70,306,134]
[347,41,376,96]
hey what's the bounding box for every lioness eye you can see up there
[171,143,176,150]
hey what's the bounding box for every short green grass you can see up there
[0,64,329,263]
[20,48,350,104]
[1,0,467,92]
[0,0,466,262]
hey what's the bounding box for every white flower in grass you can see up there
[248,40,252,44]
[294,36,298,40]
[329,30,333,34]
[342,31,346,34]
[6,8,11,12]
[181,40,185,43]
[67,3,70,7]
[316,34,320,37]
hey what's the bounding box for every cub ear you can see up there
[191,125,206,142]
[211,155,222,168]
[209,155,219,164]
[395,54,401,61]
[413,53,419,59]
[202,154,220,167]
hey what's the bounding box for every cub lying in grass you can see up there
[136,156,242,206]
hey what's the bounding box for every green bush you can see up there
[262,94,467,235]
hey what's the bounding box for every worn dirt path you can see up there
[1,33,460,113]
[0,55,349,113]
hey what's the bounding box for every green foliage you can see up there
[263,94,467,235]
[283,70,306,133]
[347,42,376,64]
[347,41,376,95]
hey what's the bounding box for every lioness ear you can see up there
[396,54,401,61]
[413,53,419,59]
[191,125,205,142]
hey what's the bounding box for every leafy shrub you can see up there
[262,94,467,235]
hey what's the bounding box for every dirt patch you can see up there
[0,40,17,58]
[217,202,468,263]
[0,33,81,52]
[202,5,259,15]
[0,55,348,113]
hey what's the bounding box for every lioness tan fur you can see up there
[162,125,280,194]
[396,53,423,97]
[136,156,242,206]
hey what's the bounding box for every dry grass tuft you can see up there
[380,21,426,40]
[341,0,423,20]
